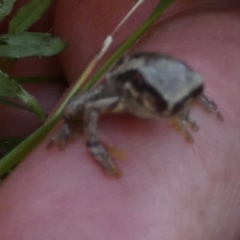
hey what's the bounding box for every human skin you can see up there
[0,0,240,240]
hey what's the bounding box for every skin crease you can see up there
[0,0,240,239]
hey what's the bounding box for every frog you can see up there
[47,52,223,178]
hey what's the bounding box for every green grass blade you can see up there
[150,0,174,17]
[8,0,52,33]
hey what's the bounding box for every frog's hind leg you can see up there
[83,97,123,178]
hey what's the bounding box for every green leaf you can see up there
[17,87,46,119]
[0,32,68,58]
[0,71,19,97]
[0,70,46,119]
[0,0,16,23]
[0,97,33,111]
[8,0,52,33]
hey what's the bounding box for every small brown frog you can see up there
[48,52,223,177]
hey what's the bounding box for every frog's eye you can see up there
[130,72,146,91]
[115,70,145,89]
[128,72,168,112]
[133,72,144,82]
[130,71,155,95]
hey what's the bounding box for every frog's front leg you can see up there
[172,103,199,143]
[47,86,104,149]
[173,94,223,142]
[197,94,224,121]
[47,118,81,149]
[83,97,122,178]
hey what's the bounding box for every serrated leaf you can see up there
[0,32,68,58]
[0,70,46,119]
[0,0,16,23]
[8,0,52,33]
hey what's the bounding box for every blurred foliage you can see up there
[0,0,67,159]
